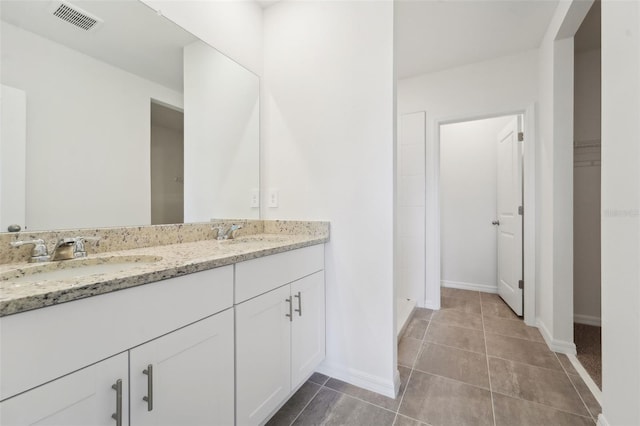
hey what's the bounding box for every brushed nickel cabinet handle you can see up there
[111,379,122,426]
[143,364,153,411]
[294,291,302,316]
[285,297,293,322]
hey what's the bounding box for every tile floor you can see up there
[268,288,601,426]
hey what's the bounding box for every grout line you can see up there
[393,311,434,425]
[409,368,491,392]
[319,385,398,417]
[430,318,484,333]
[566,353,602,404]
[554,352,599,421]
[485,354,568,375]
[422,339,487,355]
[484,330,547,345]
[492,390,595,421]
[480,293,498,426]
[287,382,324,426]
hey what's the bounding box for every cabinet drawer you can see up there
[235,245,324,303]
[0,265,233,401]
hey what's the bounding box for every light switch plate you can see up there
[268,189,279,208]
[250,189,260,208]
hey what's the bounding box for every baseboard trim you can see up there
[441,280,498,294]
[574,314,602,327]
[567,353,602,404]
[536,319,577,354]
[316,361,396,398]
[424,299,440,310]
[597,414,610,426]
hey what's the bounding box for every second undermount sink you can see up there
[1,255,162,284]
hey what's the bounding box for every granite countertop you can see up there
[0,233,328,317]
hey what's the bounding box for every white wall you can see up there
[183,41,260,222]
[262,0,396,397]
[140,0,263,76]
[573,48,601,325]
[440,116,513,293]
[0,23,182,230]
[600,1,640,424]
[0,85,26,231]
[536,0,592,353]
[398,49,539,310]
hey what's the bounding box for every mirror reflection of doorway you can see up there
[150,101,184,225]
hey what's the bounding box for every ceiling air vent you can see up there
[51,2,103,31]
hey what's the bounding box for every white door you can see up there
[130,309,235,426]
[235,285,291,426]
[0,85,27,231]
[496,117,524,315]
[0,353,129,426]
[291,271,326,387]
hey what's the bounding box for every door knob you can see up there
[492,220,500,226]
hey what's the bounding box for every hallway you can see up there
[269,288,601,425]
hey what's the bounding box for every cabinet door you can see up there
[0,352,128,426]
[130,309,234,426]
[291,271,326,387]
[236,285,291,426]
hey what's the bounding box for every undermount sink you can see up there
[1,255,162,284]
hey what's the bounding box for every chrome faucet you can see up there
[9,239,50,263]
[51,237,100,261]
[213,224,243,240]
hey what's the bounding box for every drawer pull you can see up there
[294,291,302,316]
[143,364,153,411]
[111,379,122,426]
[285,297,293,322]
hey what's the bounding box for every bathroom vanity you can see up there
[0,222,328,426]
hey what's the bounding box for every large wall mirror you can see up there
[0,0,260,232]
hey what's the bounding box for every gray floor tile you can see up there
[425,322,486,354]
[399,370,493,426]
[308,372,330,386]
[266,380,321,426]
[293,387,396,426]
[412,307,433,321]
[558,353,579,375]
[483,316,545,342]
[441,296,482,314]
[489,357,590,416]
[441,288,481,301]
[325,366,411,411]
[486,333,564,371]
[431,309,483,330]
[403,318,429,340]
[481,299,520,319]
[480,292,503,304]
[398,337,422,368]
[493,393,594,426]
[393,414,429,426]
[415,343,489,389]
[569,374,602,420]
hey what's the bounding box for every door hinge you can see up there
[518,132,524,142]
[518,205,524,215]
[518,280,524,289]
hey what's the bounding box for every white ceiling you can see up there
[1,0,197,91]
[255,0,282,9]
[395,0,560,79]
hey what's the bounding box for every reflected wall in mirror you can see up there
[0,0,259,232]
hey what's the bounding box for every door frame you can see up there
[426,103,536,326]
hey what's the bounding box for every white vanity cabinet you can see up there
[0,352,129,426]
[130,309,234,426]
[235,245,325,426]
[0,266,234,426]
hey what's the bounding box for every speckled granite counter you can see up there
[0,222,329,317]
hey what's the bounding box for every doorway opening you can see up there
[572,0,602,395]
[150,100,184,225]
[439,115,523,314]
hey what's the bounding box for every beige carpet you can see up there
[574,323,602,389]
